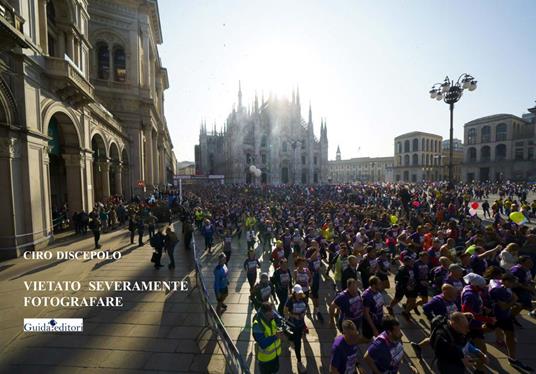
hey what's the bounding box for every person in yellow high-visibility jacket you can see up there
[252,302,283,373]
[246,214,257,232]
[194,208,204,230]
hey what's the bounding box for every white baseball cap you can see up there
[293,284,304,294]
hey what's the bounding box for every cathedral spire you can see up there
[296,85,301,117]
[336,145,341,161]
[238,80,243,111]
[254,91,259,113]
[308,102,312,125]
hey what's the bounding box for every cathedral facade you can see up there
[195,84,329,185]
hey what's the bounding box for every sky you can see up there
[158,0,536,162]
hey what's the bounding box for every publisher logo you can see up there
[23,318,83,332]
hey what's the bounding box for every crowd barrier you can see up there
[192,237,251,374]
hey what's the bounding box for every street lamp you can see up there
[429,73,477,187]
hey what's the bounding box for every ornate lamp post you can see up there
[429,74,477,186]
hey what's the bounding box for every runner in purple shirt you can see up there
[510,257,536,316]
[364,319,417,374]
[489,272,533,372]
[330,320,360,374]
[410,284,459,359]
[330,279,364,333]
[362,276,385,339]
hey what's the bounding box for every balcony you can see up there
[0,0,30,51]
[45,56,94,107]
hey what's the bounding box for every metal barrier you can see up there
[192,237,251,374]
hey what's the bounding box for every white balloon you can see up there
[255,169,262,177]
[249,165,256,173]
[469,208,477,216]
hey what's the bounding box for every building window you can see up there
[404,140,410,153]
[404,155,410,166]
[246,153,252,164]
[398,156,402,166]
[495,144,507,161]
[426,138,430,152]
[528,147,534,160]
[302,155,306,165]
[97,43,110,80]
[468,147,477,162]
[468,128,476,145]
[496,123,507,141]
[261,153,266,164]
[412,154,418,165]
[314,155,318,165]
[282,142,288,152]
[481,126,491,143]
[515,148,524,160]
[397,142,402,153]
[113,46,126,82]
[412,139,419,152]
[481,146,490,161]
[261,135,267,147]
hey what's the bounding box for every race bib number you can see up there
[280,273,290,286]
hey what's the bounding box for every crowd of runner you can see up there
[181,181,536,373]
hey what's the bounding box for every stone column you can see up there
[38,0,48,53]
[0,138,20,259]
[99,160,111,198]
[83,151,94,211]
[141,25,150,88]
[144,129,153,186]
[62,152,85,212]
[152,134,159,187]
[159,147,165,185]
[114,163,123,196]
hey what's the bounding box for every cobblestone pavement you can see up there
[201,234,536,374]
[0,222,229,373]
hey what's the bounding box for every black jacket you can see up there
[432,323,467,372]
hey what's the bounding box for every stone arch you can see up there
[0,78,17,127]
[89,129,109,158]
[42,103,82,147]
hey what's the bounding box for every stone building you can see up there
[328,146,393,183]
[195,84,329,184]
[393,131,443,182]
[0,0,174,259]
[462,106,536,182]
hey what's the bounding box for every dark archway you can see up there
[91,133,107,203]
[47,112,82,226]
[109,143,120,196]
[121,148,130,200]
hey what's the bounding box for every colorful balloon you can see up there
[509,211,525,224]
[469,208,477,216]
[390,215,398,224]
[412,201,420,208]
[471,202,479,210]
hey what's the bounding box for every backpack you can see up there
[150,234,161,248]
[429,314,451,351]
